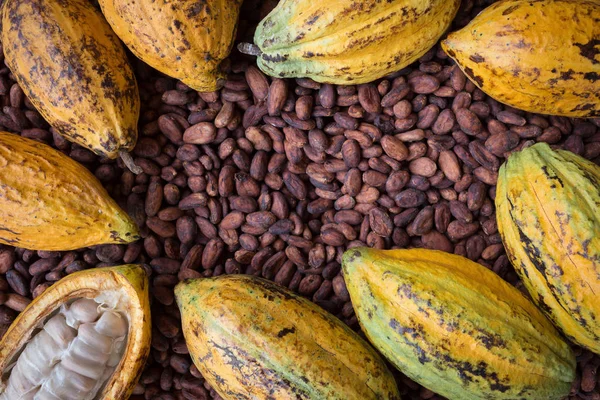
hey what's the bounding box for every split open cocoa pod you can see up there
[0,265,151,400]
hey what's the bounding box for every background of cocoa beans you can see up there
[0,0,599,399]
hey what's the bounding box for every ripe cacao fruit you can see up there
[342,247,576,400]
[2,0,141,172]
[175,275,401,400]
[496,143,600,353]
[442,0,600,117]
[240,0,460,84]
[0,265,151,399]
[98,0,243,92]
[0,132,139,251]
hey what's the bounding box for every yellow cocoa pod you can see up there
[98,0,243,92]
[342,247,576,400]
[241,0,460,84]
[0,132,139,250]
[0,265,151,400]
[442,0,600,117]
[1,0,141,172]
[175,275,401,399]
[497,143,600,353]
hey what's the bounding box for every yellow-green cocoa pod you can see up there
[240,0,460,84]
[497,142,600,353]
[175,275,401,399]
[342,247,576,400]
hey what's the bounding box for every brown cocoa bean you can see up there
[381,135,408,161]
[395,189,426,208]
[0,249,15,274]
[283,171,307,200]
[245,65,269,101]
[421,231,453,253]
[409,75,440,94]
[496,111,526,126]
[447,221,480,241]
[409,157,437,177]
[369,208,393,237]
[485,131,520,157]
[158,113,188,144]
[6,270,28,296]
[321,229,346,246]
[435,202,451,233]
[358,84,381,113]
[469,141,500,171]
[183,123,217,144]
[407,206,434,236]
[267,79,288,116]
[150,258,181,274]
[455,108,482,135]
[202,239,224,269]
[381,84,410,107]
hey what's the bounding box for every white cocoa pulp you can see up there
[0,296,128,400]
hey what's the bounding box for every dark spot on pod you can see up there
[187,2,206,18]
[464,67,484,86]
[262,53,288,63]
[389,318,430,364]
[346,250,361,263]
[513,39,529,49]
[251,278,295,301]
[575,39,600,65]
[0,226,19,235]
[502,5,519,15]
[584,72,599,82]
[560,69,576,81]
[540,166,564,188]
[277,327,296,338]
[469,54,485,63]
[445,48,457,58]
[306,12,322,25]
[570,102,598,116]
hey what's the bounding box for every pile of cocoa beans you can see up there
[0,0,598,399]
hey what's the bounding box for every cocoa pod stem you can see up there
[238,43,262,56]
[120,151,143,175]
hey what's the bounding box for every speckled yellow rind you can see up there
[497,143,600,353]
[442,0,600,117]
[253,0,460,84]
[1,0,140,158]
[342,247,575,400]
[98,0,243,92]
[0,132,139,250]
[175,275,400,400]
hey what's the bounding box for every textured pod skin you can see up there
[252,0,460,84]
[442,0,600,117]
[1,0,140,158]
[0,132,139,250]
[496,143,600,353]
[342,247,576,400]
[175,275,400,400]
[0,265,151,399]
[98,0,243,92]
